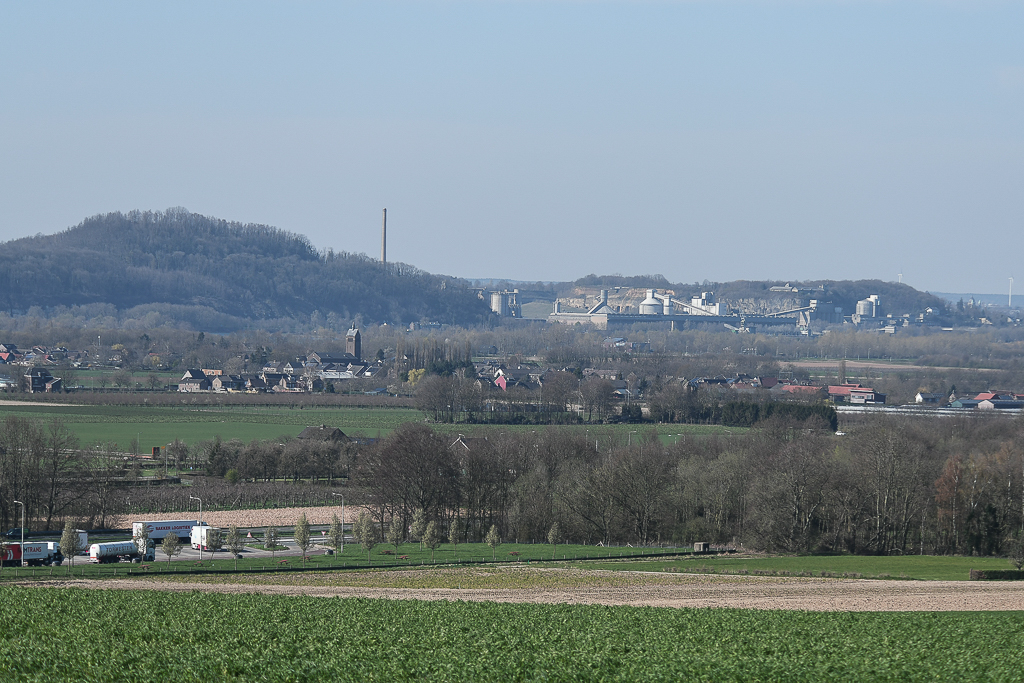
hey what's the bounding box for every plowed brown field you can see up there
[132,506,363,527]
[21,569,1024,611]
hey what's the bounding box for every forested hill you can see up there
[0,208,490,331]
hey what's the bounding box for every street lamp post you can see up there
[331,493,344,554]
[13,500,24,567]
[189,495,202,560]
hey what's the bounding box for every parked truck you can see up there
[89,538,156,564]
[21,541,64,566]
[132,520,199,541]
[1,541,64,567]
[189,524,218,551]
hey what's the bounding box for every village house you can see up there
[178,369,211,392]
[211,375,245,392]
[827,383,886,404]
[24,367,62,393]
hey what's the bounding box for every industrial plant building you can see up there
[547,289,840,331]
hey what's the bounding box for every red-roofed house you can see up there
[779,385,826,398]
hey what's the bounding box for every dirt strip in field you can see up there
[17,574,1024,612]
[788,360,998,373]
[128,506,364,526]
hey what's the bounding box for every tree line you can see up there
[3,409,1023,559]
[0,416,354,532]
[354,416,1024,555]
[414,372,837,429]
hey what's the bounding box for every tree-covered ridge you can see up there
[0,208,490,329]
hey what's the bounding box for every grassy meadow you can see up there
[2,542,1013,583]
[582,553,1018,582]
[3,586,1023,681]
[0,542,685,581]
[0,400,742,449]
[0,403,418,449]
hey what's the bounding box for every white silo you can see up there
[639,289,661,315]
[490,291,508,317]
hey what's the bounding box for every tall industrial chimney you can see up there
[381,208,387,264]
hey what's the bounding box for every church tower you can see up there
[346,328,361,361]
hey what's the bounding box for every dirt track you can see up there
[19,572,1024,612]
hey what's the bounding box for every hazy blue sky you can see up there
[1,2,1021,294]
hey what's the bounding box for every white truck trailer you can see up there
[1,541,64,566]
[189,525,218,551]
[132,520,200,541]
[89,539,156,564]
[21,541,64,566]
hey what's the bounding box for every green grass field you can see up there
[0,542,682,581]
[582,553,1018,582]
[71,368,179,390]
[4,543,1014,583]
[3,587,1023,681]
[0,403,419,449]
[0,401,742,449]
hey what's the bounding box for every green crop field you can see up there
[2,586,1023,681]
[583,554,1017,582]
[0,400,742,449]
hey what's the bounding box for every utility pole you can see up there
[13,501,24,567]
[332,492,344,554]
[381,208,387,264]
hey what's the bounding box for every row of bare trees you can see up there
[414,372,616,423]
[0,416,136,531]
[204,436,356,484]
[353,416,1024,555]
[0,415,356,530]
